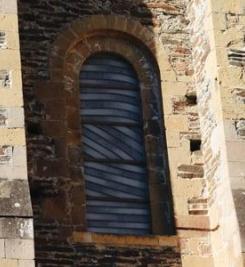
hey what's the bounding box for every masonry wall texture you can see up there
[18,0,193,266]
[0,0,34,266]
[0,0,243,266]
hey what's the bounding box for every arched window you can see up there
[79,50,174,236]
[80,53,151,235]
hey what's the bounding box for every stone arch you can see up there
[63,35,176,234]
[48,15,174,81]
[34,13,185,263]
[36,15,177,235]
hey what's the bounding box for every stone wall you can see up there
[16,0,244,266]
[17,0,195,266]
[187,0,243,266]
[0,0,34,266]
[216,1,245,255]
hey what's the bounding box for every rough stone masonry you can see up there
[0,0,244,266]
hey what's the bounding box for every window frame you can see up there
[62,34,175,236]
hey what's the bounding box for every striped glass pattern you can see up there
[80,53,151,235]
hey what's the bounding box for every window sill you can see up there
[71,231,178,247]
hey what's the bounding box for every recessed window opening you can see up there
[190,139,201,152]
[80,53,151,235]
[185,93,197,106]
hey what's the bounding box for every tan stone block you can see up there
[0,259,18,267]
[0,218,33,239]
[0,50,21,69]
[239,16,245,25]
[208,0,244,14]
[0,239,4,258]
[168,147,191,169]
[172,196,189,215]
[5,239,34,260]
[213,28,244,49]
[223,103,245,120]
[181,255,215,267]
[165,115,188,131]
[0,15,18,31]
[0,129,25,145]
[227,141,245,161]
[191,151,204,165]
[230,176,245,190]
[213,248,240,267]
[178,229,210,239]
[218,67,245,89]
[161,70,177,82]
[162,95,174,115]
[215,48,230,68]
[0,90,23,107]
[7,108,25,128]
[172,178,205,198]
[18,260,35,267]
[229,158,245,175]
[165,130,180,148]
[224,119,239,141]
[72,232,92,243]
[208,12,226,31]
[162,81,189,97]
[0,0,17,14]
[13,146,27,167]
[188,236,212,256]
[0,165,27,180]
[158,236,179,247]
[0,179,11,197]
[178,75,192,83]
[0,70,23,107]
[3,31,19,50]
[204,53,218,80]
[157,52,172,71]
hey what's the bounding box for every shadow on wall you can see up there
[17,0,185,266]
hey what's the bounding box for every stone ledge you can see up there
[71,231,179,248]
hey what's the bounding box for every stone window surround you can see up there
[56,31,174,234]
[35,15,217,248]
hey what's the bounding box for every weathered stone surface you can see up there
[5,239,34,260]
[0,0,240,266]
[0,239,4,258]
[16,0,192,266]
[0,260,18,267]
[18,260,35,267]
[0,218,33,239]
[0,1,33,267]
[178,164,204,178]
[0,180,32,217]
